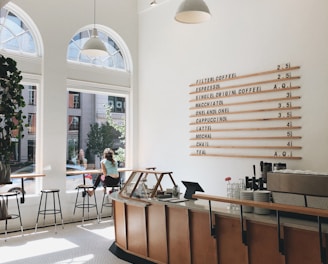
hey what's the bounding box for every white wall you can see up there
[138,0,328,196]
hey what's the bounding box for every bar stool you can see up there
[73,185,99,225]
[0,191,23,241]
[35,189,64,233]
[100,185,120,220]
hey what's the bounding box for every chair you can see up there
[35,189,64,233]
[100,177,121,220]
[73,184,99,225]
[0,191,23,241]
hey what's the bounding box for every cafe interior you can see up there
[0,0,328,263]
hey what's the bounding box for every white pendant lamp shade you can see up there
[81,0,108,57]
[175,0,211,24]
[82,28,108,57]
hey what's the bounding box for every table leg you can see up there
[20,178,25,203]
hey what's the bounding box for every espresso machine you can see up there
[245,162,286,191]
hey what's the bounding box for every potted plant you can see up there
[0,54,26,184]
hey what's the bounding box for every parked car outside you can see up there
[0,164,94,194]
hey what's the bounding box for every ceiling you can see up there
[0,1,172,13]
[0,0,10,8]
[138,0,171,13]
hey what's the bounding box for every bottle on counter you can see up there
[172,185,180,198]
[225,177,232,210]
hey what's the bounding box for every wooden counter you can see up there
[111,193,328,264]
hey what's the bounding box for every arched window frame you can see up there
[0,3,42,56]
[67,24,132,72]
[65,24,133,188]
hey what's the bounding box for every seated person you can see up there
[87,148,119,196]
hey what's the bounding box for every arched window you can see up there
[68,28,127,70]
[0,3,42,195]
[0,5,38,55]
[66,26,131,191]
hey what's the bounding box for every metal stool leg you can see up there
[73,188,80,215]
[4,196,8,241]
[56,191,64,229]
[52,191,57,233]
[14,193,23,235]
[100,191,106,215]
[43,191,47,225]
[82,188,86,225]
[100,194,105,221]
[35,191,44,232]
[94,191,99,223]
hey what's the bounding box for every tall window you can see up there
[0,5,39,195]
[108,96,125,113]
[28,85,37,105]
[66,92,126,191]
[68,116,80,130]
[21,84,38,164]
[27,113,36,134]
[68,91,80,109]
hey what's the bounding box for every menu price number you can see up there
[278,102,292,108]
[278,111,292,118]
[273,82,292,89]
[286,131,293,137]
[277,72,292,80]
[277,63,291,70]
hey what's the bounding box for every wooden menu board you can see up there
[189,63,302,160]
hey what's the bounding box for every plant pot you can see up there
[0,161,11,184]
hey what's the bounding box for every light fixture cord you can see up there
[93,0,96,28]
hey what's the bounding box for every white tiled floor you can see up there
[0,219,130,264]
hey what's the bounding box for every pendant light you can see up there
[82,0,108,57]
[175,0,211,24]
